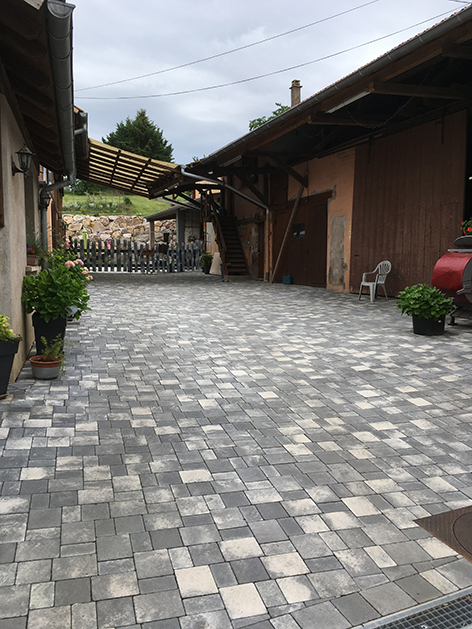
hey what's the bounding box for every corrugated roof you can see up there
[76,138,180,198]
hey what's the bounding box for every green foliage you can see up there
[201,253,213,267]
[249,103,290,131]
[22,250,91,322]
[26,232,48,259]
[396,284,453,319]
[461,218,472,235]
[63,197,130,216]
[68,180,106,196]
[0,316,21,343]
[40,334,64,362]
[63,193,168,217]
[103,109,173,163]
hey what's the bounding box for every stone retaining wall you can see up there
[63,214,176,245]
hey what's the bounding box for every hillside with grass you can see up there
[63,189,170,217]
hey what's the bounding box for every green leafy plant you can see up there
[26,232,48,260]
[461,218,472,235]
[0,315,22,343]
[396,284,453,319]
[40,334,64,362]
[201,253,213,267]
[22,250,91,322]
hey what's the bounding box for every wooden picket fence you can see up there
[69,239,203,273]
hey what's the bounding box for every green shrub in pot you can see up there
[396,284,453,336]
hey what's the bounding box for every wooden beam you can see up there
[442,44,472,60]
[234,173,267,205]
[368,80,468,100]
[256,153,308,188]
[308,112,385,126]
[270,177,306,283]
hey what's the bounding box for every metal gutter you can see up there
[192,6,472,169]
[45,0,76,187]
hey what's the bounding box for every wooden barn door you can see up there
[272,194,328,286]
[350,110,467,295]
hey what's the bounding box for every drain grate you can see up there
[360,590,472,629]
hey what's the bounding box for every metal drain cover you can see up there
[415,505,472,564]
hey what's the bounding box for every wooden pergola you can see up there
[76,138,181,198]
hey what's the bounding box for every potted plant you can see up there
[455,218,472,247]
[201,252,213,274]
[26,232,48,266]
[396,284,454,336]
[22,248,91,353]
[29,334,64,380]
[141,246,156,256]
[0,316,22,399]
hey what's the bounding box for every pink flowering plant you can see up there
[22,248,91,322]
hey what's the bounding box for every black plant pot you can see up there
[412,315,446,336]
[0,340,20,399]
[202,265,211,274]
[32,313,66,355]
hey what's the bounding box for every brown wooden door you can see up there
[272,196,328,286]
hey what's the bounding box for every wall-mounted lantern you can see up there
[12,145,34,177]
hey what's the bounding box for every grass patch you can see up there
[63,191,171,217]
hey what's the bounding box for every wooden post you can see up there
[270,177,307,283]
[149,220,155,248]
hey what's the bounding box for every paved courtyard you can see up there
[2,271,472,629]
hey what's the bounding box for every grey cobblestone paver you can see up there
[1,271,472,627]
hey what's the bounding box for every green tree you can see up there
[103,109,174,162]
[68,179,106,195]
[249,103,290,131]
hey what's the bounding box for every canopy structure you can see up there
[75,138,181,198]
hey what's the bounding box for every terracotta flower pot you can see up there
[29,355,63,380]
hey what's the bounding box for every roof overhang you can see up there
[0,0,76,177]
[191,6,472,171]
[75,138,181,198]
[147,5,472,204]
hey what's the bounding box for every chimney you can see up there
[290,79,302,107]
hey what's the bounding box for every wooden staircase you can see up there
[213,213,249,276]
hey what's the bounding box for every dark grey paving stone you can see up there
[396,574,443,603]
[97,597,135,628]
[55,577,91,605]
[0,584,29,618]
[293,601,350,629]
[134,591,185,624]
[0,543,16,564]
[0,618,26,629]
[332,592,380,625]
[96,534,132,561]
[149,529,182,550]
[230,558,270,584]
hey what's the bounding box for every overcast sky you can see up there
[72,0,467,165]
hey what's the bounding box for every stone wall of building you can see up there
[63,214,176,244]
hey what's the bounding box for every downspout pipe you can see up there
[45,0,76,186]
[181,168,268,211]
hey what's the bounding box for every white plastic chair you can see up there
[358,260,391,302]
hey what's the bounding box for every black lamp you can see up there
[12,145,34,176]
